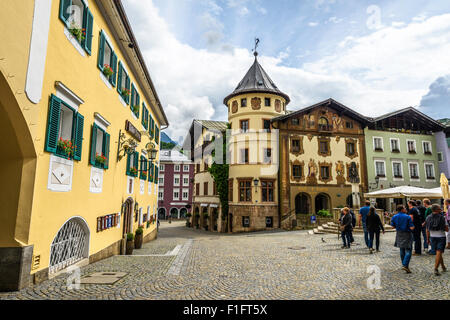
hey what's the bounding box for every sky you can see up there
[122,0,450,142]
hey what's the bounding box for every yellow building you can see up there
[0,0,168,291]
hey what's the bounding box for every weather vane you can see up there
[252,37,260,57]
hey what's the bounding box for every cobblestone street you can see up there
[1,221,450,300]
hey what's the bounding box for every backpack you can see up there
[350,210,356,227]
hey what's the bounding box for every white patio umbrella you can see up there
[364,186,443,199]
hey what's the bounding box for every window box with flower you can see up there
[130,167,138,177]
[102,64,114,78]
[68,23,86,43]
[56,138,76,159]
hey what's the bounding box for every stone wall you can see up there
[229,204,278,233]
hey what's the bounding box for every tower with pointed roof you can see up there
[224,51,291,232]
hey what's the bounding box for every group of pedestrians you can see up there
[339,199,450,276]
[391,199,450,275]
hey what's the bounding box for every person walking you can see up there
[444,199,450,249]
[340,207,353,249]
[416,200,428,252]
[425,204,449,276]
[391,205,415,273]
[358,200,371,248]
[408,200,422,255]
[367,206,385,253]
[423,199,435,254]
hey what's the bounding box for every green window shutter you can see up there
[73,113,84,161]
[97,31,105,70]
[45,94,62,153]
[103,132,110,170]
[139,155,145,179]
[149,115,154,138]
[110,52,117,87]
[89,124,98,166]
[155,126,160,144]
[83,7,93,55]
[59,0,72,26]
[117,62,123,94]
[155,167,159,184]
[141,104,146,128]
[149,162,154,182]
[131,84,136,113]
[134,151,139,176]
[136,93,140,118]
[126,152,131,175]
[125,76,130,104]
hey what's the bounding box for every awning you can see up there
[364,186,443,199]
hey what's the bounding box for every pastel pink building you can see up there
[158,148,194,219]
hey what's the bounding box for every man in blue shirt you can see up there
[358,200,371,248]
[391,205,415,273]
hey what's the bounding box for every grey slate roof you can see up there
[223,57,290,105]
[195,120,229,132]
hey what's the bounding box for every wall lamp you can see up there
[117,129,138,162]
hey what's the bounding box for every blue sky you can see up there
[123,0,450,141]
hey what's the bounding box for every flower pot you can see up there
[126,240,134,255]
[134,233,143,249]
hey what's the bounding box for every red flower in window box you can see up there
[95,153,107,164]
[57,138,76,158]
[102,64,114,77]
[130,167,138,176]
[121,88,131,97]
[68,23,85,42]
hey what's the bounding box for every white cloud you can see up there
[238,7,250,16]
[391,21,406,28]
[258,7,268,15]
[122,0,450,141]
[308,22,319,27]
[328,16,343,24]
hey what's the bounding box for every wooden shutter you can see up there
[89,124,98,166]
[149,162,154,182]
[149,115,154,138]
[45,95,62,153]
[125,76,130,104]
[155,126,160,144]
[126,152,131,175]
[111,52,117,87]
[134,151,139,176]
[59,0,72,26]
[155,167,159,183]
[73,113,84,161]
[103,132,110,169]
[97,31,105,70]
[83,7,93,55]
[131,84,136,112]
[136,93,140,118]
[117,62,123,94]
[141,104,146,127]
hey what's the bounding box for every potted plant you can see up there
[102,64,114,78]
[121,88,131,98]
[132,104,139,115]
[57,138,76,158]
[130,167,138,177]
[95,153,107,165]
[126,233,134,255]
[68,22,86,42]
[140,170,147,180]
[134,226,144,249]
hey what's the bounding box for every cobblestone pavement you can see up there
[1,221,450,300]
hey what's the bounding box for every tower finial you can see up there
[252,38,260,57]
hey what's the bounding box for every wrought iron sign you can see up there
[125,120,141,142]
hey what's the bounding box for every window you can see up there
[346,142,355,156]
[438,152,444,162]
[423,141,432,154]
[173,190,180,200]
[242,216,250,228]
[174,164,181,172]
[97,31,117,85]
[291,118,300,125]
[241,98,247,107]
[204,162,209,171]
[263,148,272,164]
[261,180,274,202]
[196,183,200,196]
[239,180,252,202]
[320,166,330,180]
[265,98,271,107]
[240,120,249,133]
[196,163,200,173]
[174,174,180,186]
[373,137,383,151]
[160,164,165,172]
[158,189,164,200]
[45,94,84,161]
[130,84,140,118]
[154,166,159,184]
[425,163,435,180]
[139,155,148,180]
[141,103,149,129]
[204,182,209,196]
[126,151,139,177]
[318,117,329,131]
[148,162,154,182]
[228,179,233,201]
[292,139,300,153]
[240,149,249,164]
[390,139,400,152]
[149,114,155,139]
[183,175,189,185]
[183,165,189,172]
[89,124,110,169]
[319,141,329,155]
[158,173,164,185]
[59,0,93,53]
[409,163,419,179]
[263,119,271,132]
[266,217,273,228]
[182,189,189,200]
[407,140,416,153]
[293,165,303,178]
[117,62,131,103]
[155,126,160,144]
[345,121,353,129]
[375,161,386,177]
[392,162,403,178]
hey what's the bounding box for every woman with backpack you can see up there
[425,204,449,276]
[366,206,385,254]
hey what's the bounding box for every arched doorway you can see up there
[122,198,133,236]
[158,208,166,220]
[179,208,187,218]
[295,193,311,214]
[170,207,179,219]
[315,193,331,213]
[49,217,90,274]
